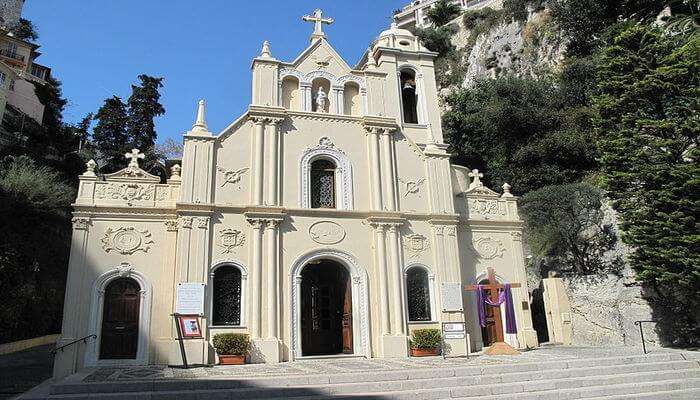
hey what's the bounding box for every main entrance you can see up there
[99,277,140,359]
[300,259,353,356]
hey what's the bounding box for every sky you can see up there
[23,0,407,143]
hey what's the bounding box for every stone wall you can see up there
[563,274,658,347]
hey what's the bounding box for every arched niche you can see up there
[399,68,419,124]
[281,76,300,110]
[311,77,331,113]
[343,82,361,116]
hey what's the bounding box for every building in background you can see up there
[394,0,503,29]
[0,0,51,146]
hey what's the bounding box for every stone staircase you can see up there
[24,351,700,399]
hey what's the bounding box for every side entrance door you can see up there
[99,277,140,359]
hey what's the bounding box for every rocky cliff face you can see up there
[439,6,566,94]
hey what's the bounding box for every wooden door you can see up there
[99,278,140,359]
[480,287,503,346]
[301,261,349,356]
[341,275,353,353]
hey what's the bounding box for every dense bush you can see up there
[410,329,442,349]
[442,75,597,194]
[521,183,621,275]
[212,333,250,355]
[425,0,461,26]
[0,156,74,343]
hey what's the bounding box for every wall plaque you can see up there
[441,282,463,312]
[176,283,205,315]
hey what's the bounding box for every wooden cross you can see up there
[464,267,521,344]
[302,9,334,39]
[124,148,144,168]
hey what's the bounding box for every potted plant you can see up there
[213,333,249,365]
[410,328,441,357]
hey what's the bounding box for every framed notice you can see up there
[176,283,205,315]
[442,322,466,339]
[441,282,463,312]
[177,315,203,339]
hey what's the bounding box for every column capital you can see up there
[247,218,266,229]
[164,219,179,232]
[178,216,194,229]
[71,217,91,231]
[264,218,283,230]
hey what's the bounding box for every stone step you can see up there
[49,352,687,395]
[43,365,700,399]
[586,388,700,400]
[450,377,700,399]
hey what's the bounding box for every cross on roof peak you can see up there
[124,148,145,168]
[468,168,484,189]
[302,9,334,42]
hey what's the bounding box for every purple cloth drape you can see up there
[476,283,518,335]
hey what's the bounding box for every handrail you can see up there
[634,320,656,354]
[50,334,96,355]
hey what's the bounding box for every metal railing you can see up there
[50,334,96,355]
[0,48,25,62]
[634,320,656,354]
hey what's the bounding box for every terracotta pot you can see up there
[218,354,246,365]
[411,347,440,357]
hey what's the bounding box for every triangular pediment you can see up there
[290,39,352,77]
[464,185,500,197]
[103,164,160,183]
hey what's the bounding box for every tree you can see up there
[442,75,597,194]
[92,96,129,172]
[549,0,667,56]
[426,0,461,27]
[594,24,699,345]
[0,156,74,342]
[126,74,165,164]
[10,18,38,41]
[520,183,621,276]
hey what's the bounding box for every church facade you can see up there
[53,10,537,379]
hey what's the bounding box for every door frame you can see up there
[85,263,152,367]
[290,249,370,360]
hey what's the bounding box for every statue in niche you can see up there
[315,87,327,113]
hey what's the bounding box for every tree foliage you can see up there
[92,96,129,173]
[594,23,699,345]
[549,0,667,56]
[521,183,621,276]
[442,75,597,194]
[10,18,38,41]
[0,156,74,342]
[126,75,165,163]
[92,75,165,172]
[425,0,461,27]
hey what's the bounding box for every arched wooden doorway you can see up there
[99,277,141,359]
[300,259,353,356]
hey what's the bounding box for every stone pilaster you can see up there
[266,118,283,206]
[380,129,397,211]
[366,127,384,210]
[251,117,266,206]
[248,218,265,339]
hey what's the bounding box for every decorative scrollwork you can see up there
[101,227,154,255]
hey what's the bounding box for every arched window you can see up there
[406,267,431,321]
[212,266,242,326]
[310,159,336,208]
[400,69,419,124]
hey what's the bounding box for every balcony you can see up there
[0,49,25,67]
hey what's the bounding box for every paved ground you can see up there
[79,345,672,382]
[0,344,54,400]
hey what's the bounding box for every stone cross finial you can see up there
[192,99,208,132]
[124,149,144,168]
[260,40,272,59]
[302,9,333,41]
[468,169,484,189]
[83,159,97,177]
[366,47,376,68]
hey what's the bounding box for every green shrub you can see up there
[212,333,250,355]
[425,0,462,26]
[410,329,442,349]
